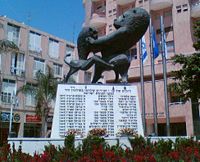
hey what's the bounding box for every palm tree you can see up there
[17,66,58,137]
[0,39,19,53]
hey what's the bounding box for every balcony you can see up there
[150,0,172,11]
[89,13,106,28]
[116,0,135,6]
[191,0,200,18]
[10,67,25,77]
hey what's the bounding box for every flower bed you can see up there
[1,135,200,162]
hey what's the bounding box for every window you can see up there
[109,24,113,32]
[176,5,181,13]
[129,48,137,60]
[168,83,184,104]
[98,27,106,36]
[156,26,173,34]
[33,58,45,77]
[53,63,62,76]
[155,14,160,20]
[182,4,188,12]
[164,11,172,17]
[48,38,59,58]
[11,53,25,76]
[29,31,42,52]
[1,79,16,104]
[65,45,74,63]
[24,123,41,137]
[7,23,20,45]
[93,0,106,16]
[25,83,36,106]
[165,26,173,33]
[139,0,143,4]
[158,41,174,54]
[108,10,112,17]
[166,41,175,53]
[84,72,92,83]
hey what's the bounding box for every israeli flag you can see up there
[163,30,168,59]
[141,36,148,63]
[152,27,159,59]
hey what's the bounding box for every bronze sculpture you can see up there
[64,27,113,82]
[64,7,150,83]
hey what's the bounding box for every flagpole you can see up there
[160,15,170,136]
[139,39,146,135]
[149,19,158,136]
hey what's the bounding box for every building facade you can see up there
[0,16,76,145]
[82,0,199,136]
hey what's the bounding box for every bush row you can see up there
[1,135,200,162]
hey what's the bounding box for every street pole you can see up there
[8,92,17,137]
[149,19,158,136]
[139,39,146,136]
[9,94,14,137]
[160,16,170,136]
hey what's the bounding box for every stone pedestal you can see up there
[51,84,143,138]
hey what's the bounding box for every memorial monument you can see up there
[51,7,150,138]
[64,7,150,83]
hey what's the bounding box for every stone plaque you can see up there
[51,84,143,138]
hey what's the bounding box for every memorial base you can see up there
[51,84,143,138]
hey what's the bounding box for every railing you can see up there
[10,67,25,77]
[91,12,106,18]
[29,47,42,54]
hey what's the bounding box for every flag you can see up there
[141,36,148,63]
[152,27,159,59]
[163,28,168,59]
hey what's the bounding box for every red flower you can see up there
[105,150,115,159]
[78,156,92,162]
[92,146,103,158]
[169,151,180,160]
[120,158,127,162]
[149,155,156,162]
[41,151,50,162]
[185,147,193,154]
[125,148,130,154]
[133,155,145,162]
[194,148,200,160]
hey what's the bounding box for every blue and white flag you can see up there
[152,27,159,59]
[141,36,148,63]
[163,29,168,59]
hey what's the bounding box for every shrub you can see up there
[1,135,200,161]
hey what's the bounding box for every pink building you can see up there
[82,0,199,136]
[0,16,76,144]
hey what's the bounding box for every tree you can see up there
[171,53,200,100]
[171,20,200,135]
[17,66,58,137]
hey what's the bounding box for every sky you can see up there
[0,0,85,44]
